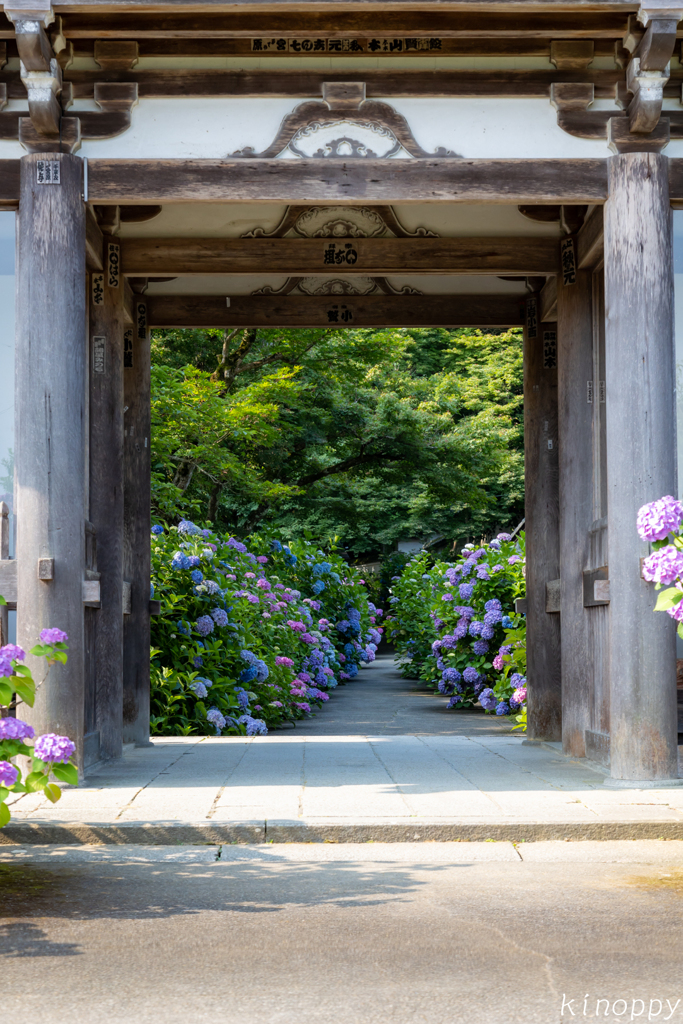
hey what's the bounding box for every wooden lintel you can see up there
[3,67,626,102]
[74,37,620,61]
[576,205,603,270]
[121,236,560,277]
[85,203,104,271]
[87,158,609,206]
[13,11,633,42]
[539,275,558,322]
[146,293,526,330]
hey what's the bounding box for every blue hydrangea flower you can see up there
[312,580,325,594]
[195,615,214,636]
[346,662,359,679]
[188,555,201,568]
[151,524,164,535]
[270,539,283,552]
[502,615,514,629]
[189,680,208,699]
[178,519,201,536]
[495,701,510,716]
[205,580,220,595]
[237,715,268,736]
[240,650,257,665]
[473,640,489,656]
[211,608,229,627]
[193,656,204,668]
[348,608,361,621]
[239,666,258,684]
[236,687,251,708]
[206,707,226,733]
[447,694,464,709]
[171,551,191,570]
[255,659,269,682]
[191,570,204,584]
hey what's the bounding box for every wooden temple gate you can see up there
[0,0,682,786]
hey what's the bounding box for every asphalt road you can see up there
[3,842,683,1024]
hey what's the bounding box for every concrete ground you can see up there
[4,655,683,843]
[3,841,683,1023]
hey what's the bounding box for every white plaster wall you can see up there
[145,273,528,296]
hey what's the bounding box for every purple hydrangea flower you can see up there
[476,567,490,580]
[447,694,464,709]
[0,760,18,787]
[480,625,495,640]
[495,701,510,716]
[237,715,268,736]
[211,608,229,627]
[463,666,480,685]
[510,673,525,687]
[497,533,512,542]
[0,644,25,663]
[33,734,76,764]
[473,640,489,656]
[642,546,683,585]
[0,654,12,678]
[637,496,683,542]
[508,555,521,565]
[667,599,683,622]
[195,615,214,636]
[469,621,483,637]
[189,680,208,699]
[206,708,226,733]
[459,583,475,601]
[441,592,454,602]
[39,627,68,645]
[479,688,497,711]
[0,718,35,740]
[193,656,203,668]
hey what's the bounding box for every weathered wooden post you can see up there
[122,295,152,745]
[524,297,562,741]
[89,231,125,760]
[604,152,680,784]
[557,263,594,756]
[0,500,9,647]
[15,153,87,764]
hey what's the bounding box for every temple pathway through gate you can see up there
[5,656,683,843]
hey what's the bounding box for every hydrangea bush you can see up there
[386,533,527,720]
[638,495,683,629]
[151,521,382,736]
[0,610,77,827]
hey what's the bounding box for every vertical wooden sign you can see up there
[543,329,557,369]
[92,273,104,306]
[35,159,60,184]
[92,335,106,374]
[136,301,147,340]
[107,242,120,289]
[560,237,577,286]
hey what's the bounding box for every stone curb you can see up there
[3,820,683,845]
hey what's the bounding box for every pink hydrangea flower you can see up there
[256,556,269,564]
[40,627,68,645]
[637,495,683,542]
[492,654,504,671]
[275,656,294,667]
[642,545,683,585]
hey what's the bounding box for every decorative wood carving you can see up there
[241,205,437,240]
[232,83,459,160]
[252,275,422,297]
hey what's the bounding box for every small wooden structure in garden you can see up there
[0,0,681,785]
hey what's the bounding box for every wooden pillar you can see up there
[15,153,86,763]
[122,297,151,745]
[557,267,594,756]
[604,153,679,783]
[0,501,8,646]
[524,298,562,741]
[89,234,124,760]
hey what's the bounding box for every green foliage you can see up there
[150,326,524,557]
[150,522,381,736]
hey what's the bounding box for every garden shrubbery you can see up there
[385,533,527,722]
[150,521,383,737]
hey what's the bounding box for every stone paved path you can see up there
[4,655,683,843]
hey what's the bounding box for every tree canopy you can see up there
[150,324,524,557]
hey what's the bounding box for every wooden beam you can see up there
[87,158,609,206]
[0,159,20,206]
[20,67,625,101]
[576,204,603,269]
[19,11,632,41]
[77,37,620,60]
[146,293,526,329]
[122,236,560,276]
[540,275,558,321]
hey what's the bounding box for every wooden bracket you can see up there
[550,41,594,71]
[583,565,610,607]
[624,56,669,132]
[546,579,561,613]
[608,114,671,152]
[37,556,54,580]
[94,40,139,71]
